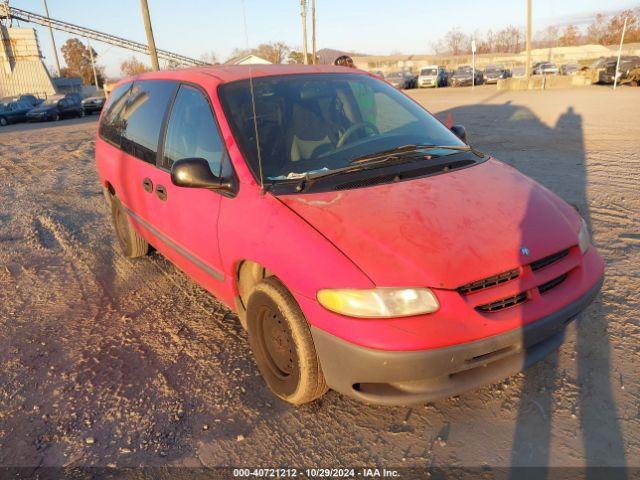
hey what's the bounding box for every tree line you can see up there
[432,8,640,56]
[119,42,315,78]
[55,38,313,84]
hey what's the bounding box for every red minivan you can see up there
[95,65,604,406]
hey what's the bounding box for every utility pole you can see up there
[140,0,159,71]
[613,16,628,90]
[300,0,308,65]
[41,0,61,77]
[87,39,99,89]
[525,0,532,84]
[311,0,317,65]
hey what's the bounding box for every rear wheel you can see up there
[53,113,59,122]
[246,277,327,405]
[0,116,7,127]
[110,196,149,258]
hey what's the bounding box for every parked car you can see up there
[95,65,604,406]
[6,94,45,107]
[0,100,34,126]
[26,96,84,122]
[560,63,582,76]
[449,66,483,87]
[533,62,559,75]
[386,71,416,89]
[64,92,84,103]
[602,56,640,84]
[418,65,447,88]
[82,96,106,114]
[483,64,511,84]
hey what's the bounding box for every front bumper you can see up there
[419,78,437,87]
[311,274,603,406]
[451,78,473,87]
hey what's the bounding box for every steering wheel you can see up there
[336,121,380,148]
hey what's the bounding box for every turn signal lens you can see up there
[317,287,440,318]
[578,218,590,254]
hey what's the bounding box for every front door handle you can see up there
[142,177,153,193]
[156,184,167,201]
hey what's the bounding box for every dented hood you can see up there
[279,159,581,289]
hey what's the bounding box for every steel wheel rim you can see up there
[257,305,295,380]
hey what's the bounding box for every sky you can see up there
[8,0,638,78]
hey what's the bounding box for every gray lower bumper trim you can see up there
[311,275,603,406]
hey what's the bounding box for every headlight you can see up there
[578,218,590,254]
[317,287,439,318]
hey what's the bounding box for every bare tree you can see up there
[226,42,290,64]
[434,28,471,56]
[586,13,608,44]
[253,42,290,64]
[120,56,151,77]
[559,25,581,46]
[604,9,640,44]
[199,51,219,65]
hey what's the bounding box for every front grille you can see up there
[538,273,568,294]
[475,292,528,313]
[530,249,569,272]
[457,268,520,295]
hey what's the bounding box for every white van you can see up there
[418,65,445,88]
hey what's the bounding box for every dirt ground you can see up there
[0,85,638,471]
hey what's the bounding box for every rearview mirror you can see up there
[450,124,467,143]
[171,157,232,192]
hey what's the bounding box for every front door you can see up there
[145,84,227,290]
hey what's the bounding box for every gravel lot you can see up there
[0,86,638,471]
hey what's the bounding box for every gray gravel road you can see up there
[0,87,638,470]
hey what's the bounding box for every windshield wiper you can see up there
[294,145,483,192]
[291,144,484,193]
[349,143,483,165]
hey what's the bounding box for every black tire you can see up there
[0,116,7,127]
[110,196,149,258]
[246,277,328,405]
[53,113,59,122]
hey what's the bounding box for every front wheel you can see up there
[246,277,327,405]
[0,116,7,127]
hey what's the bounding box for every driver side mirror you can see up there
[450,124,467,143]
[171,157,232,192]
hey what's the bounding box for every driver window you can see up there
[163,85,224,175]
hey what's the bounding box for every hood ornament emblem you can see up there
[520,246,531,256]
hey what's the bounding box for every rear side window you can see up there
[120,80,178,164]
[162,85,225,175]
[99,82,132,146]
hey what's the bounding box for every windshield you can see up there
[219,73,464,182]
[455,67,471,74]
[421,68,437,75]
